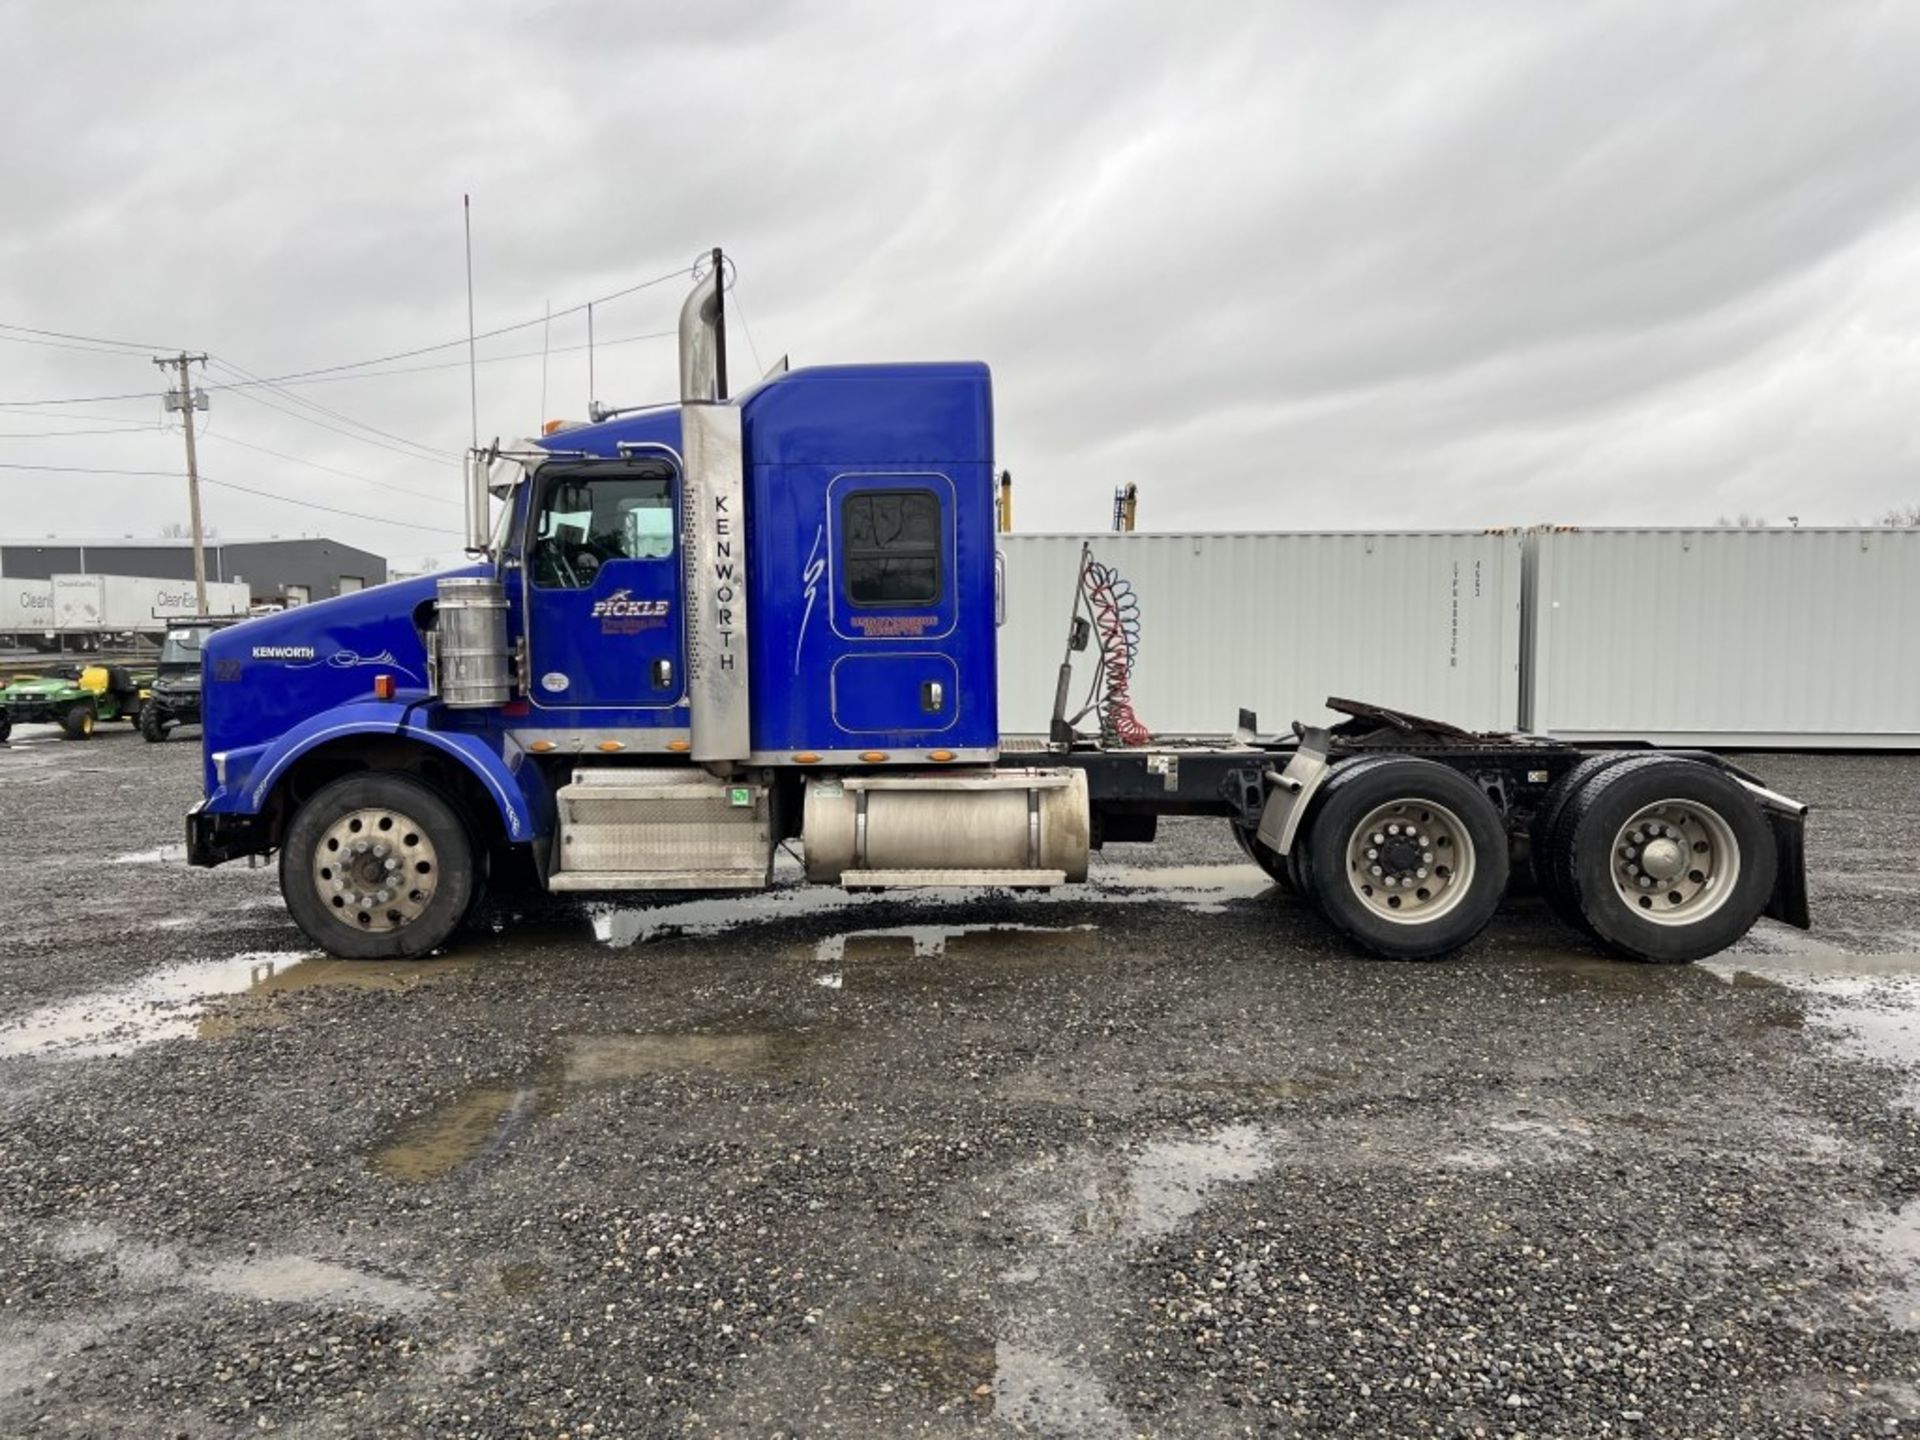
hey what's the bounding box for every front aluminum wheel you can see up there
[1344,798,1477,924]
[1608,799,1739,927]
[311,807,441,934]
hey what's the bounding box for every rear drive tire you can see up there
[280,773,475,960]
[1558,756,1774,964]
[1303,757,1509,960]
[60,700,96,740]
[1230,821,1293,891]
[140,704,170,742]
[1533,752,1643,936]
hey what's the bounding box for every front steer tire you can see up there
[280,773,475,960]
[140,704,170,742]
[1303,757,1509,960]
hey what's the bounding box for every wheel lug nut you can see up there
[1422,850,1434,863]
[1370,864,1383,877]
[1638,876,1653,889]
[1366,848,1378,860]
[1416,867,1428,879]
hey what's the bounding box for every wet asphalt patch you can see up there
[3,734,1920,1435]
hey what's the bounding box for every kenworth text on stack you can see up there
[186,259,1811,965]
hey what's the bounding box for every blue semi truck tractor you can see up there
[187,258,1811,965]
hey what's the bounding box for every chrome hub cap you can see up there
[311,808,439,932]
[1610,800,1739,925]
[1346,799,1476,923]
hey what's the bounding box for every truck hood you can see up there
[200,566,488,772]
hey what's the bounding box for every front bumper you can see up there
[186,801,272,868]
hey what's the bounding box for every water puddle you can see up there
[1861,1200,1920,1329]
[846,1305,996,1404]
[372,1084,541,1183]
[0,952,470,1060]
[811,923,1098,987]
[1701,953,1920,1107]
[992,1338,1130,1434]
[50,1222,433,1313]
[1114,1123,1275,1243]
[371,1028,811,1183]
[989,1122,1281,1433]
[592,863,1273,950]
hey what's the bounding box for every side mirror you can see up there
[993,551,1007,627]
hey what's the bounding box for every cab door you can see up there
[524,459,684,712]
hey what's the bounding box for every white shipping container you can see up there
[0,578,55,635]
[997,532,1525,735]
[51,574,251,632]
[1523,528,1920,748]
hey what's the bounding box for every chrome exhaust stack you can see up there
[678,248,729,404]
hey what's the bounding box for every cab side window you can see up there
[842,489,941,607]
[532,471,674,589]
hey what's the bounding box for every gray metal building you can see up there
[0,537,387,605]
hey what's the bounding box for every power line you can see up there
[0,424,162,439]
[199,430,461,508]
[205,354,453,461]
[0,260,698,408]
[201,326,676,391]
[0,461,182,476]
[199,475,464,535]
[204,362,459,469]
[0,320,180,353]
[200,262,695,392]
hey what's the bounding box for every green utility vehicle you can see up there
[0,664,149,742]
[140,620,230,741]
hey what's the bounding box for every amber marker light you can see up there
[597,740,624,753]
[667,740,691,752]
[792,752,821,764]
[859,751,890,763]
[529,740,556,753]
[927,750,956,762]
[372,674,395,701]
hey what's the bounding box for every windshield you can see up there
[159,627,212,666]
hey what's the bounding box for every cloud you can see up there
[3,0,1917,557]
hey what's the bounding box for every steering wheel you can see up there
[573,551,602,583]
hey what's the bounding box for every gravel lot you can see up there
[2,727,1919,1438]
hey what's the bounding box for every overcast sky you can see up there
[3,0,1918,565]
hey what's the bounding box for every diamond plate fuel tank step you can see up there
[548,769,772,892]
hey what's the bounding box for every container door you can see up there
[525,459,684,711]
[828,480,958,735]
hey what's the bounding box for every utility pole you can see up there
[154,352,211,615]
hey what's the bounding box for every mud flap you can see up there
[1763,809,1811,930]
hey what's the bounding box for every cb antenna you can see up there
[463,194,479,450]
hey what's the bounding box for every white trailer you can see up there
[50,574,251,633]
[0,579,55,638]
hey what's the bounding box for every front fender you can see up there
[206,701,550,843]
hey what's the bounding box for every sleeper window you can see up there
[842,489,941,607]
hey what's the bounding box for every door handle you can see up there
[921,679,943,713]
[653,659,674,690]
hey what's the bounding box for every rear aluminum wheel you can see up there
[1343,799,1476,924]
[1608,800,1739,926]
[1303,757,1508,960]
[1556,756,1774,963]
